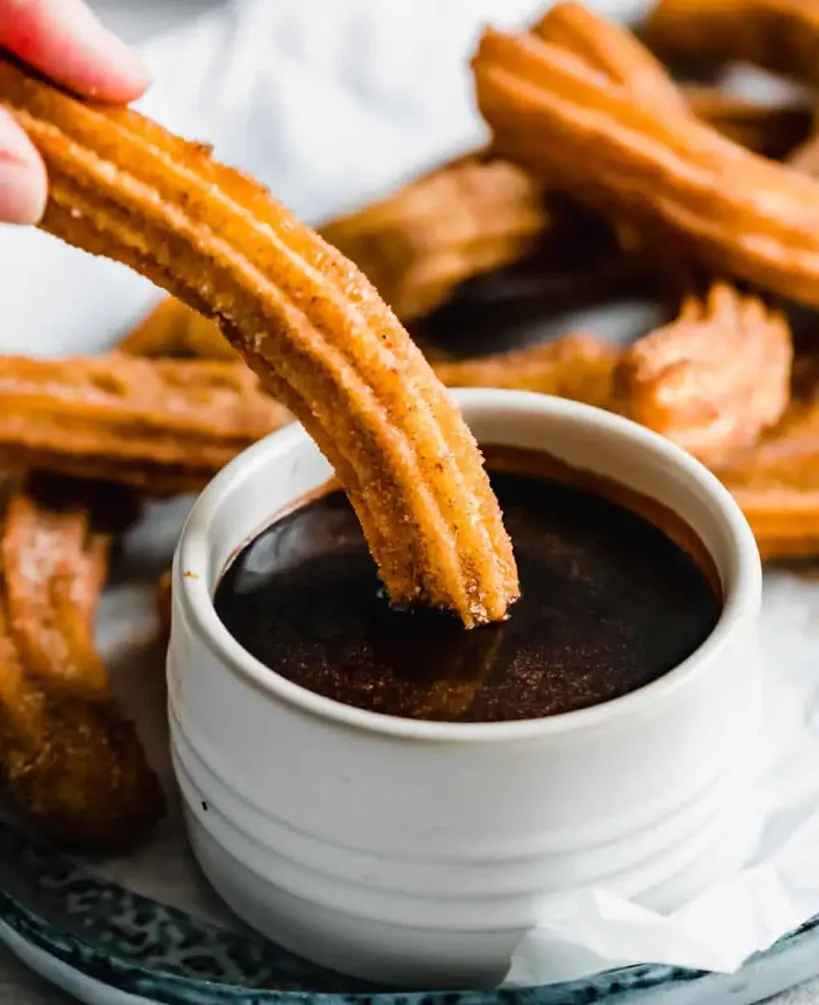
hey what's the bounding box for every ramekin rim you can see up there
[174,388,761,744]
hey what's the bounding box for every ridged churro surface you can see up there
[434,332,618,408]
[321,154,549,322]
[0,477,163,851]
[0,353,291,493]
[472,5,819,306]
[0,58,518,627]
[615,283,792,461]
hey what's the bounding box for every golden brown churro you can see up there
[713,367,819,558]
[0,354,292,493]
[2,478,120,700]
[472,4,819,307]
[434,333,618,408]
[118,296,235,360]
[0,57,518,628]
[644,0,819,86]
[685,88,813,160]
[524,5,796,462]
[0,476,163,851]
[533,0,687,115]
[321,154,550,322]
[615,283,792,461]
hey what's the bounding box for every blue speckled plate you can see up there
[0,823,818,1005]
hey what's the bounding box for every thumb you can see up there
[0,0,150,103]
[0,105,47,225]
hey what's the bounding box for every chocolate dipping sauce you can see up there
[214,447,720,723]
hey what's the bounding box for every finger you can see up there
[0,0,150,103]
[0,105,46,224]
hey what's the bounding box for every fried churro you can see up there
[0,353,292,494]
[644,0,819,86]
[713,365,819,558]
[533,0,687,115]
[118,296,235,360]
[522,5,796,461]
[0,477,131,700]
[0,57,518,628]
[434,332,618,409]
[472,3,819,307]
[615,283,792,461]
[321,154,550,322]
[685,87,813,160]
[0,476,163,851]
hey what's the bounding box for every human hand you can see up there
[0,0,150,224]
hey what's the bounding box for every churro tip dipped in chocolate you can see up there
[0,56,519,627]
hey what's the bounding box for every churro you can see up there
[685,88,813,160]
[0,57,518,628]
[0,353,292,493]
[714,367,819,558]
[1,477,132,700]
[533,0,687,115]
[118,296,235,360]
[434,332,618,408]
[321,153,550,322]
[615,283,792,461]
[0,476,163,851]
[472,4,819,306]
[644,0,819,86]
[523,5,796,462]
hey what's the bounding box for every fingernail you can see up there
[83,16,152,96]
[60,0,152,99]
[0,108,47,225]
[0,158,47,224]
[1,0,152,103]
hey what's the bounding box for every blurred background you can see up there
[0,0,657,359]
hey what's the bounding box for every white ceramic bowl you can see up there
[169,389,763,989]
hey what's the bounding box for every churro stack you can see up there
[1,0,819,849]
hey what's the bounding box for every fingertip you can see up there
[0,0,152,104]
[76,30,152,103]
[0,108,47,225]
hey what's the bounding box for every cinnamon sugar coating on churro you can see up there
[1,478,131,700]
[644,0,819,86]
[472,4,819,306]
[118,296,235,360]
[0,477,163,851]
[713,376,819,559]
[321,153,549,322]
[0,58,517,627]
[532,1,688,115]
[0,354,292,493]
[615,283,792,462]
[434,333,618,409]
[504,4,797,464]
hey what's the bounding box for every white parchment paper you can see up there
[2,0,819,988]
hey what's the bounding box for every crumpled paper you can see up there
[2,0,819,988]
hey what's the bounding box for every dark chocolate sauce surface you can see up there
[214,465,720,723]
